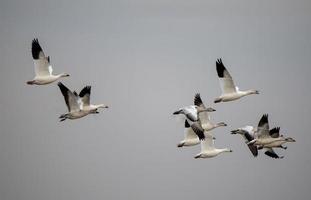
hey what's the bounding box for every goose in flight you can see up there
[231,126,258,157]
[173,94,216,122]
[214,58,259,103]
[27,39,69,85]
[191,123,232,159]
[177,120,200,147]
[78,86,109,113]
[231,125,284,159]
[247,114,296,149]
[58,82,90,121]
[193,93,227,131]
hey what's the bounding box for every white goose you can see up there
[27,39,69,85]
[260,128,295,149]
[173,94,216,122]
[194,93,227,131]
[58,82,90,121]
[231,126,258,157]
[248,114,296,149]
[177,120,200,147]
[191,123,232,159]
[231,125,284,159]
[78,86,109,113]
[214,58,259,103]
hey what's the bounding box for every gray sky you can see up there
[1,0,311,200]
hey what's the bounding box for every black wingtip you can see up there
[31,38,43,59]
[184,120,190,128]
[191,124,205,141]
[194,93,203,106]
[264,150,282,159]
[216,58,226,78]
[270,127,280,134]
[258,114,269,127]
[79,85,91,97]
[57,82,69,95]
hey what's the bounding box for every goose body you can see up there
[214,59,259,103]
[177,120,200,147]
[191,123,232,159]
[27,39,69,85]
[78,86,109,113]
[231,125,284,159]
[248,115,296,149]
[194,93,226,132]
[58,82,91,121]
[173,94,216,122]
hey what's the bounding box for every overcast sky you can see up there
[1,0,311,200]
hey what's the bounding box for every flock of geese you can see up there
[27,38,295,160]
[173,59,296,159]
[27,39,109,121]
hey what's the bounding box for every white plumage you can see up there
[27,39,69,85]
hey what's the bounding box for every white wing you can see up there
[201,135,215,152]
[257,114,270,138]
[58,82,81,112]
[198,111,214,130]
[184,126,198,140]
[79,86,91,106]
[183,106,198,122]
[216,59,237,94]
[32,39,52,76]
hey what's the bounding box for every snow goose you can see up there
[257,127,296,149]
[231,126,258,157]
[191,123,232,159]
[58,82,90,121]
[27,39,69,85]
[173,94,216,122]
[194,93,227,131]
[248,114,296,148]
[177,120,200,147]
[214,59,259,103]
[78,86,109,113]
[233,123,285,159]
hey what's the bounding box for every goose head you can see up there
[60,73,70,77]
[285,137,296,142]
[247,89,259,95]
[231,126,254,135]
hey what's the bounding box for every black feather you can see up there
[258,114,269,128]
[216,58,226,78]
[247,144,258,157]
[194,93,203,107]
[191,124,205,140]
[31,38,43,59]
[265,150,281,159]
[244,131,254,142]
[269,127,280,138]
[79,86,91,97]
[57,82,70,110]
[184,120,190,128]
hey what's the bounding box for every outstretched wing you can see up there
[264,148,283,159]
[79,86,91,106]
[32,38,52,76]
[184,120,198,140]
[194,93,212,129]
[269,127,280,138]
[58,82,80,112]
[190,123,205,141]
[216,58,236,94]
[257,114,270,138]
